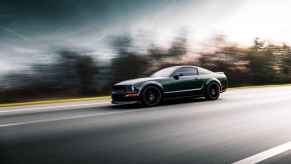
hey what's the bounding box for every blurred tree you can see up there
[55,50,98,95]
[168,31,188,57]
[280,44,291,81]
[0,50,99,103]
[253,37,265,50]
[110,35,150,83]
[147,44,167,61]
[111,54,149,83]
[247,39,278,83]
[111,35,133,55]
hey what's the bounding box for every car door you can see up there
[164,67,203,97]
[174,67,203,90]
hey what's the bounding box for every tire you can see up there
[205,83,220,100]
[141,85,162,107]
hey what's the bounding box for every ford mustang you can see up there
[112,66,228,106]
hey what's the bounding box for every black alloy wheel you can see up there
[141,86,162,107]
[205,84,220,100]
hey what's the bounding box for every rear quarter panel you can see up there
[214,73,228,92]
[199,73,228,92]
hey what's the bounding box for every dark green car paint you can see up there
[112,66,228,104]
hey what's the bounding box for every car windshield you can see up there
[151,67,177,77]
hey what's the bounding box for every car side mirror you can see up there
[173,75,179,80]
[173,73,183,80]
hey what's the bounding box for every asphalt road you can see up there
[1,86,291,164]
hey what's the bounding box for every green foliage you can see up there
[196,38,291,86]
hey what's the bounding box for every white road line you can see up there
[0,109,140,128]
[233,141,291,164]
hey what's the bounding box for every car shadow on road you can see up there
[104,97,208,111]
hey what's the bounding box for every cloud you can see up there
[0,0,247,75]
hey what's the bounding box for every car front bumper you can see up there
[111,93,141,105]
[111,100,140,105]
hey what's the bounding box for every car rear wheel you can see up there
[205,84,220,100]
[141,86,162,107]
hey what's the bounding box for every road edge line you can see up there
[233,141,291,164]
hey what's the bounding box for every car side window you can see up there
[174,67,198,76]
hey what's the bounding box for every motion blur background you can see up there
[1,0,291,103]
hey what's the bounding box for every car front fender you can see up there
[138,81,164,96]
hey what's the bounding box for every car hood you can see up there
[115,77,166,86]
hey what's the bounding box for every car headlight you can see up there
[132,85,139,92]
[123,85,138,97]
[126,85,137,92]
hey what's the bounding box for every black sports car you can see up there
[112,66,228,106]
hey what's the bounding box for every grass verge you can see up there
[0,96,111,108]
[228,83,291,90]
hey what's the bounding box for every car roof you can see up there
[169,65,198,69]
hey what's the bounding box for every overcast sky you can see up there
[1,0,291,74]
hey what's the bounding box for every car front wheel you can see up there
[141,86,162,107]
